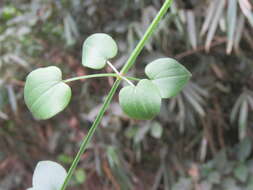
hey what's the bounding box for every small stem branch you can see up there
[106,61,135,86]
[63,73,118,83]
[63,73,140,83]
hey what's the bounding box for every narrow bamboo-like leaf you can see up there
[230,94,245,123]
[239,0,253,27]
[205,0,225,51]
[28,161,67,190]
[145,58,191,99]
[227,0,237,54]
[182,88,205,117]
[82,33,118,69]
[200,1,216,36]
[186,10,197,49]
[234,14,245,53]
[24,66,71,120]
[239,100,248,140]
[119,79,161,120]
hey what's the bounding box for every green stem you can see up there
[60,1,173,189]
[60,80,121,190]
[120,0,173,74]
[63,73,141,83]
[63,73,118,83]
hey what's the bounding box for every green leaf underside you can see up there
[24,66,71,120]
[145,58,191,98]
[119,79,161,120]
[82,33,118,69]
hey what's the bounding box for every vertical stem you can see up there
[60,1,173,189]
[120,0,173,74]
[60,80,121,190]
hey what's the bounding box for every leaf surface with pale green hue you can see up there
[119,79,161,120]
[145,58,191,98]
[24,66,71,120]
[82,33,118,69]
[27,161,67,190]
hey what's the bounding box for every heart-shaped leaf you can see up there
[145,58,191,98]
[82,33,118,69]
[119,79,161,120]
[27,161,67,190]
[24,66,71,120]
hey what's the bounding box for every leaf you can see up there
[200,1,216,36]
[124,126,138,139]
[238,0,253,27]
[119,79,161,120]
[186,10,197,49]
[75,169,86,184]
[239,100,248,140]
[145,58,191,99]
[234,164,248,183]
[226,0,237,54]
[82,33,118,69]
[24,66,71,120]
[107,146,120,167]
[237,136,252,161]
[207,171,221,184]
[230,93,245,123]
[150,121,163,139]
[204,0,225,51]
[29,161,67,190]
[134,124,151,144]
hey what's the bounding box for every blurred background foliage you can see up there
[1,0,253,189]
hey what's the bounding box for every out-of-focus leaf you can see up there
[239,0,253,27]
[171,3,184,35]
[172,178,193,190]
[186,10,197,49]
[234,13,245,53]
[213,150,227,171]
[246,176,253,190]
[64,13,79,46]
[239,100,248,140]
[236,136,252,162]
[106,146,120,167]
[222,178,240,190]
[134,124,151,144]
[124,126,138,139]
[75,169,86,184]
[7,85,18,114]
[234,164,248,183]
[150,121,163,139]
[205,0,225,51]
[207,171,221,184]
[200,1,215,36]
[227,0,237,54]
[247,94,253,110]
[2,6,18,20]
[230,93,245,123]
[183,88,205,117]
[0,111,8,120]
[57,154,73,165]
[199,182,212,190]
